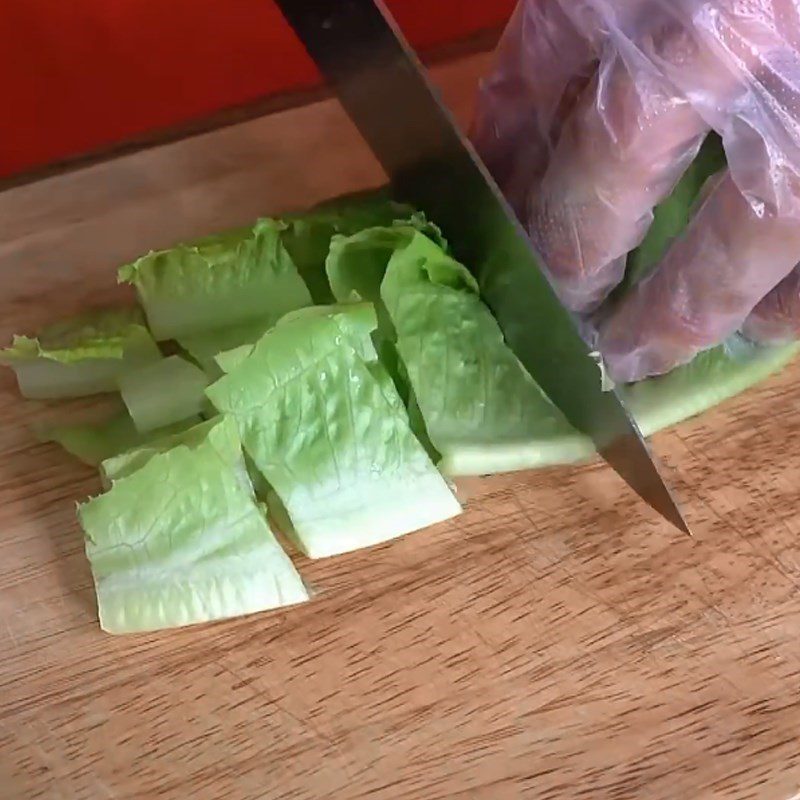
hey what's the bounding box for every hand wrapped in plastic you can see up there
[472,0,800,382]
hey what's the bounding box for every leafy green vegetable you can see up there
[214,344,257,375]
[119,219,312,340]
[327,227,590,475]
[0,309,161,399]
[206,304,461,558]
[326,227,408,330]
[178,318,275,376]
[100,417,249,488]
[623,336,800,436]
[281,189,447,304]
[281,191,418,303]
[119,355,210,432]
[624,133,727,288]
[79,416,308,634]
[437,337,796,473]
[213,303,383,375]
[325,218,797,475]
[36,411,201,467]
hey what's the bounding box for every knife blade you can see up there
[273,0,690,534]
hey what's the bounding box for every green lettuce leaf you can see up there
[214,344,257,375]
[119,219,312,340]
[213,303,384,376]
[326,227,590,475]
[119,355,210,432]
[78,415,309,634]
[1,308,161,399]
[624,132,727,289]
[178,318,275,376]
[36,411,201,467]
[281,189,446,304]
[100,416,250,489]
[206,303,461,558]
[623,336,800,436]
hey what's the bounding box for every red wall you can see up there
[0,1,514,178]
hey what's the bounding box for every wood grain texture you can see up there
[2,52,800,800]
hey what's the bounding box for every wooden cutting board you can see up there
[2,52,800,800]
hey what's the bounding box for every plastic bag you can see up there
[473,0,800,381]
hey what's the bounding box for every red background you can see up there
[0,1,514,179]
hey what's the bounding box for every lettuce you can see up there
[280,190,424,303]
[36,411,201,467]
[79,416,308,634]
[0,308,161,399]
[119,355,210,432]
[326,227,590,475]
[623,336,800,436]
[119,219,313,340]
[178,319,275,376]
[325,220,799,475]
[100,416,248,488]
[206,304,461,558]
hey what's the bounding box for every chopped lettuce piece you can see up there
[78,416,309,634]
[100,416,252,491]
[623,336,800,436]
[326,227,409,329]
[119,219,312,340]
[281,189,446,304]
[216,303,393,392]
[326,227,590,475]
[423,336,797,475]
[36,411,201,467]
[213,303,382,376]
[278,302,382,361]
[178,318,274,376]
[0,308,161,399]
[214,344,256,375]
[206,304,461,558]
[281,191,421,303]
[119,355,210,432]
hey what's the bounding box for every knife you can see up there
[273,0,690,534]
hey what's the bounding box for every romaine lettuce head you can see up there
[326,227,592,475]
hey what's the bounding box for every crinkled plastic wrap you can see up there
[473,0,800,382]
[743,264,800,344]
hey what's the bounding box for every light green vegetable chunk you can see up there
[119,355,210,432]
[327,227,590,475]
[206,304,461,558]
[100,416,248,491]
[214,304,396,385]
[119,219,312,340]
[623,336,800,436]
[79,416,308,634]
[36,411,201,467]
[0,308,161,399]
[280,189,441,304]
[178,318,274,376]
[326,223,800,475]
[214,343,257,375]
